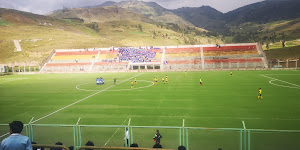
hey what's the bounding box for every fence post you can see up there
[179,128,181,146]
[248,130,251,150]
[124,127,127,147]
[240,130,243,150]
[130,127,133,145]
[127,118,131,146]
[27,117,34,142]
[186,128,189,150]
[182,119,185,147]
[75,118,81,150]
[73,126,77,150]
[242,121,246,150]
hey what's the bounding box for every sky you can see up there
[0,0,264,15]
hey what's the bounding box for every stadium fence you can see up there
[1,119,300,150]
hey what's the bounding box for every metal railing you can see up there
[1,118,300,150]
[32,144,70,150]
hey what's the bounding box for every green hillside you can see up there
[0,8,221,64]
[265,45,300,60]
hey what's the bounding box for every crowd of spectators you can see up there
[117,47,157,63]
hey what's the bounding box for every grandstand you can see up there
[41,43,268,72]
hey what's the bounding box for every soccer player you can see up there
[258,88,263,99]
[96,78,100,85]
[155,77,158,85]
[185,71,187,77]
[230,72,233,76]
[114,78,117,85]
[165,75,168,84]
[162,78,165,84]
[131,81,134,88]
[154,77,156,85]
[134,77,137,84]
[200,78,203,86]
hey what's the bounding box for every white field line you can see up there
[129,115,300,121]
[76,80,154,92]
[260,74,300,75]
[269,80,300,90]
[31,73,144,124]
[0,73,144,139]
[261,75,300,89]
[103,118,128,146]
[0,78,28,83]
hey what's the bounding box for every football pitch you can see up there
[0,70,300,150]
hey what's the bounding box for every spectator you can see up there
[0,121,32,150]
[153,130,162,144]
[68,146,74,150]
[130,143,138,147]
[153,143,162,148]
[50,142,63,150]
[85,141,94,150]
[31,142,45,150]
[124,128,129,146]
[178,146,186,150]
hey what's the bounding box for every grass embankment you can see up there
[265,45,300,60]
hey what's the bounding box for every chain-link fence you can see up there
[268,60,299,69]
[130,126,181,149]
[1,121,300,150]
[31,124,74,147]
[186,128,241,150]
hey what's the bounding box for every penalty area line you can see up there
[261,75,300,89]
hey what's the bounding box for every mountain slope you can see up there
[0,8,222,64]
[225,0,300,24]
[82,1,117,9]
[116,1,193,27]
[49,5,153,23]
[171,6,225,31]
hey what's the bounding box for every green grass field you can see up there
[0,70,300,150]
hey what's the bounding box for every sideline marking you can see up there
[103,118,129,146]
[0,78,28,83]
[76,80,154,92]
[0,73,144,139]
[130,115,300,121]
[261,75,300,89]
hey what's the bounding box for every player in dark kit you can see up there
[114,78,117,85]
[153,130,162,144]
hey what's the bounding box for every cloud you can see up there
[0,0,264,14]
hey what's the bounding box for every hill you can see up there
[265,45,300,60]
[171,0,300,41]
[82,1,117,8]
[49,5,153,23]
[225,0,300,25]
[170,6,225,32]
[116,1,192,27]
[0,8,222,64]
